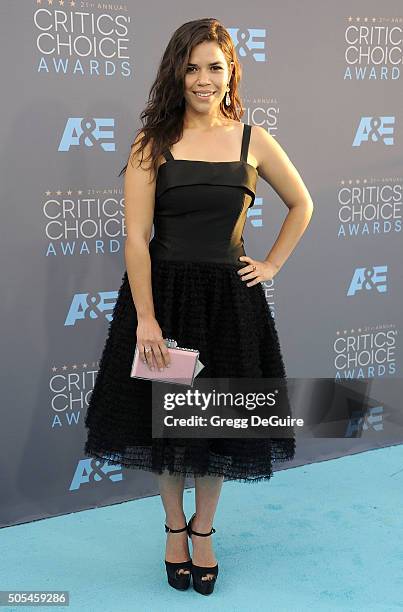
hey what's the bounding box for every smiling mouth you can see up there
[193,91,216,97]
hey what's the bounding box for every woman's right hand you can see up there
[136,315,171,371]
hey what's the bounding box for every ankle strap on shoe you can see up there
[187,513,216,537]
[189,526,216,537]
[165,524,187,533]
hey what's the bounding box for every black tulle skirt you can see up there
[84,258,296,483]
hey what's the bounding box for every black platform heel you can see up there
[164,523,192,591]
[187,513,219,596]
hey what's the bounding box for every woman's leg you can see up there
[191,475,224,581]
[157,470,191,574]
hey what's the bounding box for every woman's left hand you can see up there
[237,256,278,287]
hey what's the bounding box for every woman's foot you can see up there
[165,516,191,575]
[188,515,218,582]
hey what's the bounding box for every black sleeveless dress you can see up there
[84,123,296,483]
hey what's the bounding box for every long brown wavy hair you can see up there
[118,17,244,181]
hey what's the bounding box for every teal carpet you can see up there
[2,445,402,611]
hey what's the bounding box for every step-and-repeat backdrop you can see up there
[1,2,402,527]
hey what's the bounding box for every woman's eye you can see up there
[186,66,222,72]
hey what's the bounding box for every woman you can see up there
[84,17,314,596]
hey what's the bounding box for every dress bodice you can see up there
[149,124,258,265]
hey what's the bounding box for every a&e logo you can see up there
[227,28,266,61]
[247,196,263,227]
[352,116,395,147]
[347,265,388,296]
[344,405,384,437]
[64,290,118,326]
[58,118,115,151]
[69,458,123,490]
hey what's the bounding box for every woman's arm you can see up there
[124,133,156,319]
[251,125,314,274]
[123,133,170,370]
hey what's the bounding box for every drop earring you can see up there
[225,86,231,107]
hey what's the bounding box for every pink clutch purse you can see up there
[130,338,204,387]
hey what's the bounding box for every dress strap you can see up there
[162,148,174,162]
[240,124,251,162]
